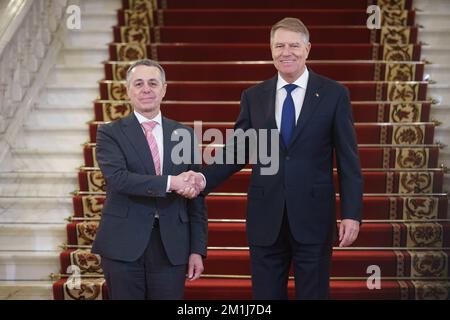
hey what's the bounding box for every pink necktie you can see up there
[141,121,161,175]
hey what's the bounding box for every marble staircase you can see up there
[0,0,121,299]
[416,3,450,190]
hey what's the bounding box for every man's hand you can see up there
[186,253,204,281]
[170,171,205,199]
[338,219,360,247]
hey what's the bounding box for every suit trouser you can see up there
[249,212,333,300]
[101,219,187,300]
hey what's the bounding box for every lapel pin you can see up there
[315,93,320,97]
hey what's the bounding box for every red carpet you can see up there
[113,25,418,44]
[104,61,425,81]
[59,248,450,278]
[52,0,449,300]
[109,43,422,61]
[94,101,432,123]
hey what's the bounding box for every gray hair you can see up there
[270,17,310,44]
[126,59,166,87]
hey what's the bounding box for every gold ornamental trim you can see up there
[392,222,402,247]
[389,197,398,220]
[63,278,105,300]
[395,148,428,169]
[377,0,405,10]
[389,103,422,123]
[383,44,414,61]
[395,249,405,276]
[412,280,450,300]
[386,172,394,194]
[406,223,443,248]
[398,280,410,299]
[381,27,411,45]
[408,250,448,278]
[402,197,438,220]
[377,103,385,122]
[382,10,408,26]
[383,147,391,169]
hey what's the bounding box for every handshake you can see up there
[169,170,206,199]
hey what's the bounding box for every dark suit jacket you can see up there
[91,113,207,265]
[202,70,363,246]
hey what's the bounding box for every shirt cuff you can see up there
[198,173,207,188]
[166,175,171,192]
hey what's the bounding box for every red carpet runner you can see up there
[52,0,450,299]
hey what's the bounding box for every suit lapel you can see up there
[161,116,177,175]
[259,76,287,153]
[288,70,323,147]
[121,113,156,175]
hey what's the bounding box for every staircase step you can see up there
[26,105,93,129]
[428,84,450,103]
[105,61,425,82]
[46,65,104,86]
[422,45,450,65]
[83,143,440,169]
[419,28,450,47]
[114,26,418,44]
[94,100,433,123]
[65,221,450,248]
[416,12,450,28]
[60,248,450,278]
[204,249,450,278]
[90,120,436,145]
[0,281,53,300]
[79,0,122,13]
[38,85,98,106]
[145,0,403,9]
[72,194,449,220]
[112,43,421,62]
[205,222,450,248]
[0,224,66,251]
[0,172,78,197]
[0,251,59,281]
[15,125,88,151]
[78,166,444,194]
[65,29,113,48]
[98,80,428,102]
[145,9,415,27]
[414,0,450,12]
[52,278,450,300]
[79,13,117,30]
[5,149,83,173]
[58,46,110,66]
[424,64,450,83]
[0,197,72,224]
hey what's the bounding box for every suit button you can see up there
[286,156,290,160]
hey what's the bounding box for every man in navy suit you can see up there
[92,59,207,299]
[186,17,363,299]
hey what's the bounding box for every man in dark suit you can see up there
[186,17,363,299]
[91,59,207,300]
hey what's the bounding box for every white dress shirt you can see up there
[275,67,309,131]
[134,111,171,193]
